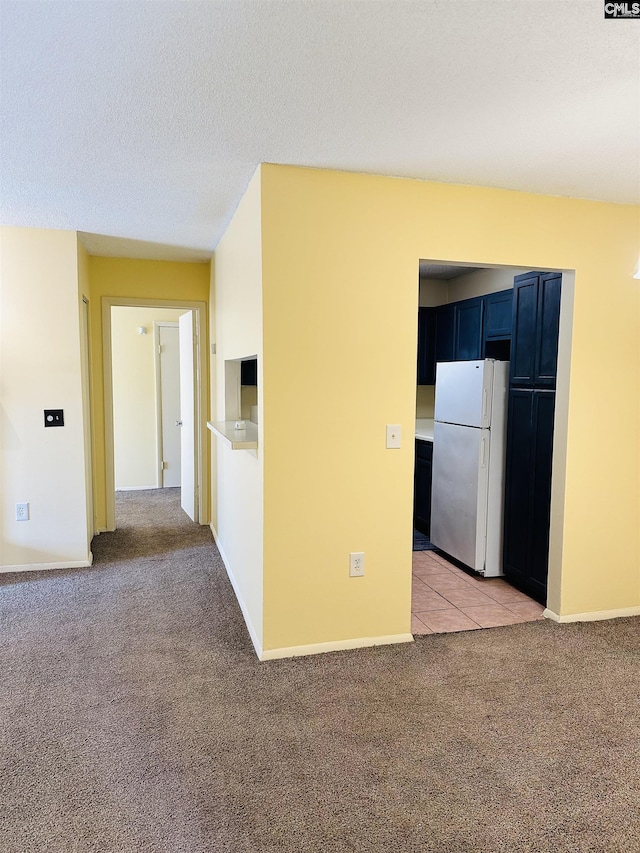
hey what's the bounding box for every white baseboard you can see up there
[260,633,414,661]
[0,556,93,574]
[209,524,413,662]
[210,524,264,659]
[544,605,640,623]
[115,485,159,491]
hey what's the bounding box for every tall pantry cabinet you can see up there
[503,272,562,604]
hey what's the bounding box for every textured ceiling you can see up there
[1,1,638,260]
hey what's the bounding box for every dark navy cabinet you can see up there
[418,289,514,385]
[483,289,513,340]
[502,390,555,603]
[241,359,257,386]
[434,304,455,366]
[535,274,562,387]
[413,440,433,536]
[503,272,562,604]
[417,308,436,385]
[510,273,561,388]
[454,298,484,360]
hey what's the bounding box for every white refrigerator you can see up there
[430,359,509,577]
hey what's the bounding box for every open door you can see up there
[157,323,181,487]
[179,311,196,521]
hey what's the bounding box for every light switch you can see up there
[386,424,401,449]
[44,409,64,427]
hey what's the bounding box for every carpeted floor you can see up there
[1,489,639,853]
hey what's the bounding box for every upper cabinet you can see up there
[434,303,455,364]
[454,298,484,360]
[510,273,561,388]
[417,308,436,385]
[417,289,513,384]
[483,290,513,340]
[240,358,258,386]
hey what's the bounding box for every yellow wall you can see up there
[210,169,264,652]
[0,227,91,569]
[88,257,210,530]
[257,164,639,653]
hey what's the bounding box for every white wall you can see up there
[0,227,91,570]
[447,266,529,301]
[418,279,448,306]
[419,267,533,307]
[111,306,184,489]
[211,169,264,653]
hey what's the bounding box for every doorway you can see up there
[102,297,208,531]
[411,260,575,628]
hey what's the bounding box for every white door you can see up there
[179,311,196,521]
[157,324,181,487]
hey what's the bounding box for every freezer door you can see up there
[434,360,494,428]
[430,421,489,572]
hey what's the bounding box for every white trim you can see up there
[115,485,159,491]
[1,556,93,574]
[211,524,414,662]
[260,632,414,661]
[544,606,640,623]
[210,524,263,659]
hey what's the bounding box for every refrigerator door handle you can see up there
[481,436,487,468]
[482,388,488,421]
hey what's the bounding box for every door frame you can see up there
[415,262,575,616]
[154,320,180,489]
[101,297,208,530]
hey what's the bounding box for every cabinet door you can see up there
[417,308,436,385]
[454,298,483,360]
[528,391,555,598]
[502,389,534,588]
[413,440,433,536]
[483,289,513,339]
[434,304,455,367]
[502,388,555,604]
[534,274,561,388]
[510,274,538,386]
[241,359,257,386]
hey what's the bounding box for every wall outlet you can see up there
[16,503,29,521]
[349,552,365,577]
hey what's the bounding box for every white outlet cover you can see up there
[349,552,365,577]
[386,424,402,449]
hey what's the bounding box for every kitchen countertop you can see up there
[207,420,258,450]
[415,418,434,442]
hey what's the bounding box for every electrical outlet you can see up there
[16,503,29,521]
[349,552,365,577]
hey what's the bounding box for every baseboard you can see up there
[115,485,159,491]
[210,524,264,659]
[260,633,414,661]
[544,605,640,623]
[0,556,93,574]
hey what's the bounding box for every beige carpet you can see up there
[1,488,639,852]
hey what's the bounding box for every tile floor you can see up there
[412,550,545,634]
